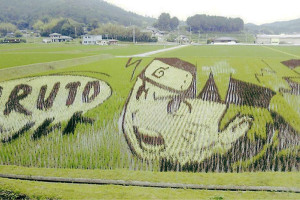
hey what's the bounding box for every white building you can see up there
[49,33,73,42]
[82,35,103,45]
[212,37,237,44]
[256,34,300,45]
[42,38,52,43]
[176,35,190,44]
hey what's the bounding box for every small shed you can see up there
[99,39,118,45]
[108,39,118,45]
[212,37,237,44]
[176,35,190,44]
[42,38,52,43]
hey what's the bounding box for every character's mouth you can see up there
[133,126,165,150]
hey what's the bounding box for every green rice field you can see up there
[0,43,299,199]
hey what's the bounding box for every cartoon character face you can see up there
[121,58,251,165]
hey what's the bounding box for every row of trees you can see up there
[91,24,157,42]
[33,18,84,37]
[0,17,156,42]
[152,13,244,33]
[186,14,244,33]
[0,13,244,40]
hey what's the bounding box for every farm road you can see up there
[116,45,188,57]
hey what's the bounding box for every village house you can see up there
[49,33,73,42]
[82,35,103,45]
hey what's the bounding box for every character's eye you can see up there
[151,67,169,78]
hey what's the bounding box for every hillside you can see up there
[245,18,300,34]
[0,0,155,28]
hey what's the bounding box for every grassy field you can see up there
[0,165,299,199]
[2,178,299,200]
[0,43,299,199]
[0,43,168,69]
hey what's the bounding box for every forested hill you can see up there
[0,0,155,28]
[245,18,300,34]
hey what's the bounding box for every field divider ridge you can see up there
[0,173,299,193]
[261,45,300,58]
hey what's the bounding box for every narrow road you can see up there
[117,45,188,57]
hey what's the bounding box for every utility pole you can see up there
[189,26,192,43]
[133,26,135,44]
[177,27,179,45]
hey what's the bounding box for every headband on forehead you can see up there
[154,58,197,73]
[139,58,197,97]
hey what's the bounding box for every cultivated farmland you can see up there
[0,43,299,199]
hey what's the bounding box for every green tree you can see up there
[170,17,179,30]
[154,13,180,31]
[17,20,29,29]
[14,31,23,37]
[155,13,171,31]
[61,23,74,36]
[33,20,45,31]
[0,23,17,37]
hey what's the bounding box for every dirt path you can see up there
[117,45,188,57]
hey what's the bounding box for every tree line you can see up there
[91,24,157,42]
[186,14,244,33]
[153,13,244,33]
[33,18,84,38]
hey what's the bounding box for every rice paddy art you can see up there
[0,75,111,143]
[0,55,299,172]
[121,58,299,172]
